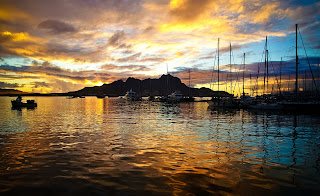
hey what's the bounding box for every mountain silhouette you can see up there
[72,74,230,97]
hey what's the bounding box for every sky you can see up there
[0,0,319,96]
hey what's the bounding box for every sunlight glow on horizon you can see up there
[0,0,319,93]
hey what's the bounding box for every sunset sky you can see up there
[0,0,319,96]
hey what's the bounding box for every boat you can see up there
[125,89,141,101]
[180,96,195,102]
[167,91,183,102]
[147,95,155,101]
[279,24,320,112]
[96,94,106,98]
[208,39,239,109]
[153,96,168,102]
[209,96,240,108]
[11,100,37,108]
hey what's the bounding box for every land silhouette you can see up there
[1,74,230,97]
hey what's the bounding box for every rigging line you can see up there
[268,52,280,95]
[210,52,217,90]
[231,52,239,95]
[298,26,320,98]
[236,57,244,96]
[230,50,238,95]
[254,48,266,96]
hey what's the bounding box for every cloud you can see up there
[0,31,29,42]
[107,30,131,49]
[100,63,150,72]
[38,19,77,34]
[169,0,214,22]
[107,31,125,46]
[0,61,109,82]
[137,57,166,63]
[116,52,141,62]
[31,81,50,88]
[0,0,319,93]
[0,81,21,88]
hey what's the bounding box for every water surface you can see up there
[0,97,320,195]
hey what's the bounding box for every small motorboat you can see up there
[125,89,141,101]
[11,100,37,108]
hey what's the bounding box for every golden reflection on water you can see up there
[0,97,320,195]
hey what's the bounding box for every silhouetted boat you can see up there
[208,39,239,109]
[125,89,141,101]
[153,96,167,102]
[96,94,106,98]
[11,100,37,108]
[209,97,240,108]
[147,95,155,101]
[167,91,183,102]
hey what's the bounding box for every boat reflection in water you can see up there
[0,96,319,195]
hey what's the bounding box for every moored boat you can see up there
[96,94,106,98]
[125,89,141,101]
[11,100,37,108]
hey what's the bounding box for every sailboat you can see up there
[243,37,284,110]
[208,39,239,108]
[280,24,320,112]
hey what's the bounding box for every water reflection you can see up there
[0,97,320,195]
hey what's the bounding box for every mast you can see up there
[250,74,252,97]
[230,42,232,94]
[218,38,220,92]
[264,36,267,95]
[280,57,282,96]
[243,53,245,99]
[266,38,269,94]
[189,69,191,97]
[266,49,269,94]
[304,70,307,92]
[295,24,298,99]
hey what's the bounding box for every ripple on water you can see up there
[0,97,320,195]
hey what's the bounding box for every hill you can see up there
[0,88,28,95]
[71,74,230,97]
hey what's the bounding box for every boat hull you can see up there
[11,100,37,108]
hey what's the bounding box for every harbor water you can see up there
[0,96,320,195]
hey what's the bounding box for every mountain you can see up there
[72,74,230,97]
[0,88,28,95]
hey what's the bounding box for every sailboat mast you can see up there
[230,42,232,94]
[295,24,298,99]
[266,36,269,95]
[218,38,220,92]
[280,57,282,96]
[189,69,191,97]
[263,36,267,95]
[243,53,245,98]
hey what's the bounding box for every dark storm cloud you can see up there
[38,20,77,34]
